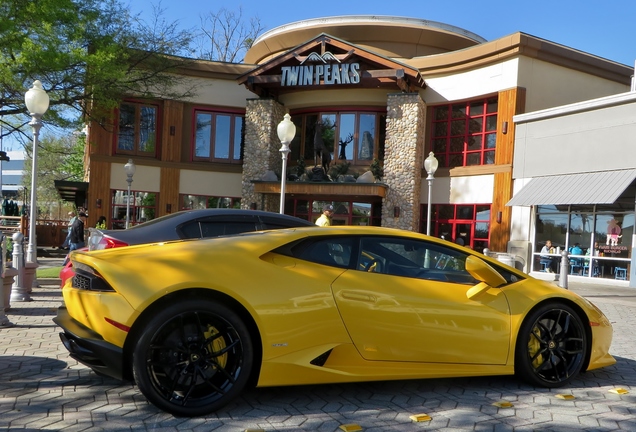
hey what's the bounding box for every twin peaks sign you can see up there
[280,51,361,87]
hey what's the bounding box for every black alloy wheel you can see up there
[132,299,253,417]
[515,303,587,388]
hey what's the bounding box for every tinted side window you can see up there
[293,237,354,268]
[259,214,311,230]
[180,222,202,239]
[201,221,256,237]
[358,236,479,285]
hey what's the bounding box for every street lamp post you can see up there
[124,159,136,228]
[24,80,49,263]
[424,152,438,236]
[277,113,296,215]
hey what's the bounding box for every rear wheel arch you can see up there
[123,288,263,386]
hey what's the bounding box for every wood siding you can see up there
[89,121,114,157]
[490,87,526,251]
[161,100,183,163]
[86,159,112,227]
[159,167,180,215]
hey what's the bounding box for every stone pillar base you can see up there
[11,262,33,302]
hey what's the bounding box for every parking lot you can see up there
[1,270,635,431]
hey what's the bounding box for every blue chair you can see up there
[569,259,582,275]
[615,267,627,280]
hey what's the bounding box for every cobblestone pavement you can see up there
[1,265,635,431]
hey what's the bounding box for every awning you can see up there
[54,180,89,207]
[506,169,636,206]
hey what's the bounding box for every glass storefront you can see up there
[533,204,633,281]
[111,190,157,229]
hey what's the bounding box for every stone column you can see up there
[241,98,287,212]
[382,93,426,231]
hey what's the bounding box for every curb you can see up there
[38,277,62,286]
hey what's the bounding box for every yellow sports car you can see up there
[54,226,615,417]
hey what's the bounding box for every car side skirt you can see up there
[257,343,515,387]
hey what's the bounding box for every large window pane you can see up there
[320,114,337,154]
[117,104,135,151]
[233,117,243,160]
[195,113,212,158]
[214,115,231,159]
[357,114,375,160]
[338,113,355,161]
[139,106,156,153]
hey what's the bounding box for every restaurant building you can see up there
[75,16,634,283]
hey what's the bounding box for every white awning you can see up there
[506,170,636,206]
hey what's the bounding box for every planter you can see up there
[24,262,38,294]
[2,267,18,312]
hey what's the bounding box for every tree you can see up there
[0,0,196,145]
[21,132,85,218]
[197,7,265,62]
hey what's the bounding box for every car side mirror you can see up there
[465,255,507,288]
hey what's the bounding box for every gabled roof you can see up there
[238,34,426,97]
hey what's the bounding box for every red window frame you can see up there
[430,97,498,168]
[192,108,244,164]
[420,204,491,253]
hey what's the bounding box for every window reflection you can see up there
[117,102,157,155]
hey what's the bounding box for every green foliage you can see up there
[140,193,156,220]
[37,266,63,278]
[22,132,86,211]
[329,162,351,179]
[5,237,12,260]
[295,159,306,178]
[370,158,384,181]
[0,0,196,141]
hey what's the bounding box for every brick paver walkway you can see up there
[1,279,635,431]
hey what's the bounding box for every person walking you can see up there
[69,212,87,251]
[61,211,76,249]
[315,205,334,227]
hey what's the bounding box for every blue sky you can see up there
[129,0,636,66]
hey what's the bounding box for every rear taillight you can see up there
[91,236,129,251]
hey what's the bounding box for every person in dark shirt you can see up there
[69,212,87,251]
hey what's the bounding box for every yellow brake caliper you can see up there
[528,325,543,368]
[205,325,227,369]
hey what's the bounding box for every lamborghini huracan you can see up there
[54,226,615,417]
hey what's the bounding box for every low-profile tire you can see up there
[132,298,254,416]
[515,302,587,388]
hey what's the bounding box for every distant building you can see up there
[1,150,25,199]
